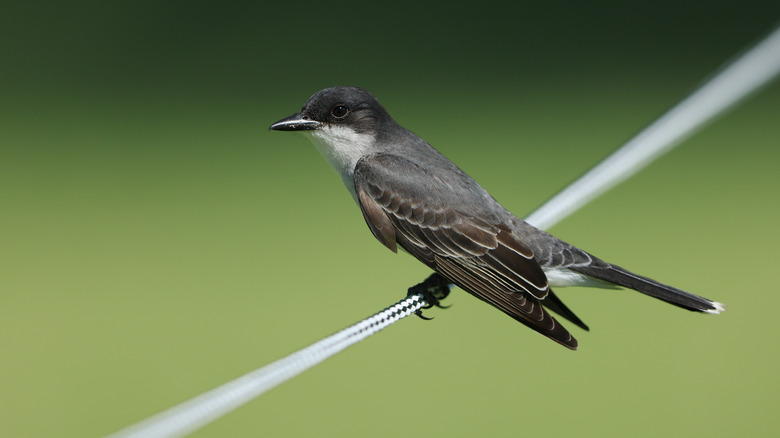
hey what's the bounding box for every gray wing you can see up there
[354,153,578,349]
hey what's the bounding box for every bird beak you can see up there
[268,113,321,131]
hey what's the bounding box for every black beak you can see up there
[269,113,321,131]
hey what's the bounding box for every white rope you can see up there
[105,294,428,438]
[524,24,780,230]
[103,23,780,438]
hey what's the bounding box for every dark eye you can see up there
[331,105,349,119]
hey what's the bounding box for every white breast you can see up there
[304,125,375,199]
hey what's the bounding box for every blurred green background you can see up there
[2,1,779,437]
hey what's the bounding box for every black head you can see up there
[269,86,393,134]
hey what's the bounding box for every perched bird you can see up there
[269,86,724,349]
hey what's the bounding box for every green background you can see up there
[2,1,779,437]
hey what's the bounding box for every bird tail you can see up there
[570,263,725,314]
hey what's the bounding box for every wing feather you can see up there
[354,153,579,349]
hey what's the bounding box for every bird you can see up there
[269,86,724,350]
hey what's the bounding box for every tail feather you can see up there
[571,263,725,314]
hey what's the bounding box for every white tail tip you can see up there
[705,301,726,314]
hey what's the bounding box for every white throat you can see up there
[304,125,376,199]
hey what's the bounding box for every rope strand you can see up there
[105,294,428,438]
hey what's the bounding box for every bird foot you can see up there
[407,273,452,320]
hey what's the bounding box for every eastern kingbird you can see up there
[269,86,724,350]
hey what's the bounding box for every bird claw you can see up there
[414,309,435,320]
[407,273,452,320]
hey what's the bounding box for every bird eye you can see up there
[331,105,349,119]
